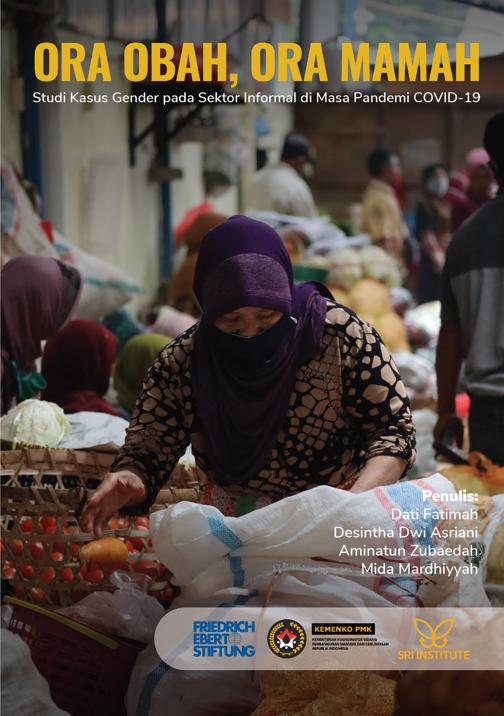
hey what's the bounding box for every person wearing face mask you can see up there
[247,133,318,218]
[361,149,409,262]
[81,215,415,536]
[415,164,452,305]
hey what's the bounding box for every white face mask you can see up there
[301,162,314,179]
[426,175,449,198]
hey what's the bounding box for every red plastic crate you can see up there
[6,596,144,716]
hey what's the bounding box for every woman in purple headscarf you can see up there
[1,256,82,415]
[82,216,415,535]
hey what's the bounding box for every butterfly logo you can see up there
[413,618,454,649]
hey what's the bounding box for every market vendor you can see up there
[435,112,504,465]
[82,216,415,536]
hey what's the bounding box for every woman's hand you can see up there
[349,455,406,493]
[80,471,147,537]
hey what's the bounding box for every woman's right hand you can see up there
[80,471,147,537]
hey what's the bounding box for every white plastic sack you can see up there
[0,161,58,261]
[58,572,164,643]
[147,306,197,338]
[126,646,260,716]
[53,230,143,321]
[150,476,489,610]
[1,630,70,716]
[61,411,129,449]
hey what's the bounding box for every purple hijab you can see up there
[191,215,329,486]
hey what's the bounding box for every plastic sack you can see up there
[1,161,58,263]
[53,231,143,321]
[60,411,129,450]
[58,571,164,644]
[146,306,197,338]
[126,646,261,716]
[1,630,70,716]
[405,301,441,346]
[150,476,489,610]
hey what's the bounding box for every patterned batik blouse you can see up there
[113,302,416,513]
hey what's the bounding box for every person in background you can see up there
[1,256,82,415]
[451,147,495,231]
[42,320,118,416]
[415,164,452,305]
[247,133,318,218]
[169,211,226,316]
[113,333,170,417]
[81,215,415,536]
[361,149,409,261]
[435,112,504,465]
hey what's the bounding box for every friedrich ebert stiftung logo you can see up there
[267,619,307,658]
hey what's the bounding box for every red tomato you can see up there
[41,567,55,583]
[43,525,57,535]
[88,569,104,584]
[0,538,5,555]
[107,517,120,530]
[20,564,34,579]
[60,567,74,583]
[31,587,45,603]
[41,516,57,529]
[135,517,150,529]
[10,539,24,556]
[128,536,146,551]
[2,564,16,579]
[69,543,80,558]
[20,518,33,533]
[29,542,45,560]
[124,539,140,555]
[51,551,64,562]
[133,560,158,579]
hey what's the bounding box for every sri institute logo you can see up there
[267,619,306,658]
[397,616,470,663]
[413,618,454,649]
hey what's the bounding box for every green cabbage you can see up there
[0,399,72,448]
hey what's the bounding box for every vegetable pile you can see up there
[1,514,173,607]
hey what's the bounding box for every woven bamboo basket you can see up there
[1,448,205,607]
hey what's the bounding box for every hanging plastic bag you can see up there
[58,571,164,644]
